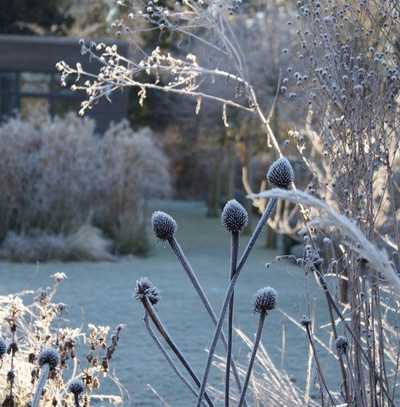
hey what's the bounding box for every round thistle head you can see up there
[38,348,59,369]
[151,211,177,241]
[135,277,160,305]
[254,287,278,314]
[266,157,294,189]
[68,379,84,395]
[221,200,248,233]
[335,336,348,356]
[0,338,6,357]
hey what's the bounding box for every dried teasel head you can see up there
[221,200,248,233]
[38,348,59,370]
[151,211,177,241]
[135,277,160,305]
[254,287,278,314]
[68,378,85,396]
[267,157,294,189]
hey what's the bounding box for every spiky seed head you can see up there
[221,200,248,233]
[266,157,294,189]
[135,277,160,305]
[254,287,278,314]
[0,338,6,357]
[335,336,348,356]
[38,348,59,369]
[68,379,84,395]
[151,211,177,241]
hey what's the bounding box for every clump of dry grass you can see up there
[0,273,125,406]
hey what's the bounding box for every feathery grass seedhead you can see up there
[151,211,177,241]
[254,287,278,313]
[266,157,294,189]
[68,379,85,395]
[221,199,249,233]
[0,337,6,357]
[335,336,348,356]
[135,277,160,305]
[38,348,59,370]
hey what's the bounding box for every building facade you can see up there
[0,35,129,132]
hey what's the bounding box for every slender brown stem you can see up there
[141,297,215,407]
[225,231,238,407]
[237,313,266,407]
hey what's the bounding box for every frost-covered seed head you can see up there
[151,211,177,240]
[254,287,278,313]
[0,338,6,357]
[335,336,348,355]
[267,157,295,189]
[221,200,248,233]
[38,348,59,369]
[135,277,160,305]
[68,379,84,395]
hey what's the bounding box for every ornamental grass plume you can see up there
[135,277,215,407]
[151,210,247,404]
[237,287,277,407]
[32,348,59,407]
[221,199,248,407]
[196,157,294,407]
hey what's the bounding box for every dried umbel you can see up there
[135,277,160,305]
[38,348,59,370]
[68,379,84,395]
[254,287,278,314]
[266,157,294,189]
[221,200,248,233]
[151,211,177,241]
[335,336,348,356]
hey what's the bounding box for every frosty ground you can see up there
[0,201,334,406]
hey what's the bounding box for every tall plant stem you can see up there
[196,198,277,407]
[225,231,238,407]
[168,236,247,406]
[237,312,266,407]
[32,364,50,407]
[143,312,207,406]
[304,323,336,406]
[141,297,215,407]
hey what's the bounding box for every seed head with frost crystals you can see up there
[135,277,160,305]
[151,211,177,241]
[68,378,84,395]
[335,336,348,356]
[38,348,59,370]
[221,199,248,233]
[267,157,294,189]
[254,287,278,313]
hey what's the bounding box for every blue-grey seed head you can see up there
[335,336,348,355]
[68,379,84,395]
[267,157,294,189]
[254,287,278,313]
[38,348,59,369]
[135,277,160,305]
[0,338,6,357]
[151,211,177,241]
[221,200,248,233]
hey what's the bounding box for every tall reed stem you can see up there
[141,297,215,407]
[196,198,277,407]
[32,364,50,407]
[225,231,238,407]
[168,235,247,406]
[237,312,266,407]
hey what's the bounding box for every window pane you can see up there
[53,98,81,117]
[0,73,19,118]
[20,72,51,94]
[20,97,49,119]
[0,72,18,93]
